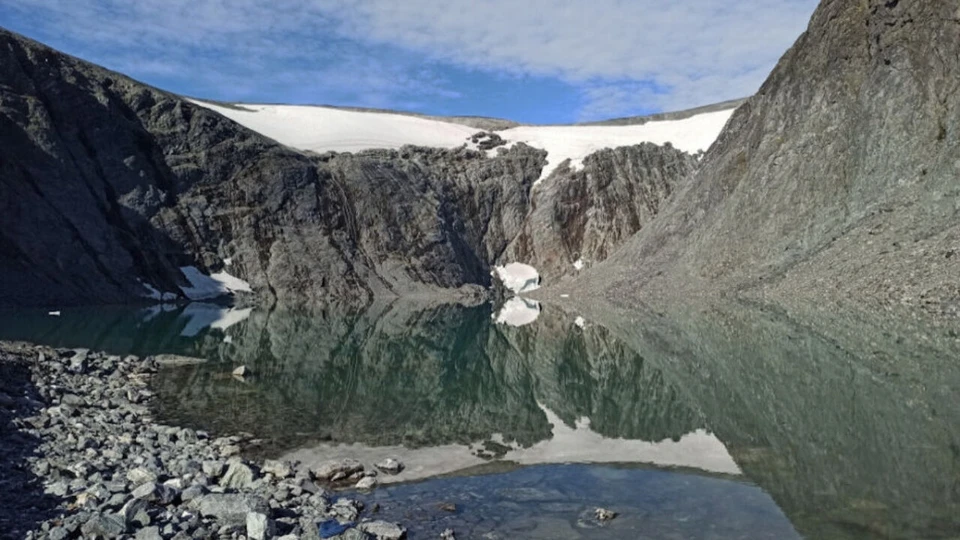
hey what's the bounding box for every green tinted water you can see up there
[1,298,957,539]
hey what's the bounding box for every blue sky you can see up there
[0,0,818,124]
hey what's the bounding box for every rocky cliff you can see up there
[578,0,960,319]
[505,143,697,281]
[0,28,694,308]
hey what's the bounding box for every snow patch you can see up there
[574,316,586,329]
[493,297,542,327]
[502,110,736,184]
[48,311,61,317]
[493,263,540,294]
[189,100,479,154]
[188,100,735,188]
[179,266,252,300]
[178,304,253,337]
[573,259,586,271]
[223,258,233,267]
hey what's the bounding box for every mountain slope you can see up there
[577,0,960,319]
[0,28,731,307]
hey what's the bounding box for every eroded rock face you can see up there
[0,29,544,307]
[588,0,960,319]
[0,28,697,308]
[503,143,698,281]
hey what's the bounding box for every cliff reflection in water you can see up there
[1,296,958,539]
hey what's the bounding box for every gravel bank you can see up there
[0,342,407,540]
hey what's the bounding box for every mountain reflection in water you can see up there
[0,297,958,539]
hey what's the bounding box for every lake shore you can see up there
[0,341,407,540]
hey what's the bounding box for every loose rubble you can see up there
[0,343,407,539]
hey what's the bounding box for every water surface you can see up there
[1,298,958,539]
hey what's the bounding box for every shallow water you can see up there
[1,299,958,539]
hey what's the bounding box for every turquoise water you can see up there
[1,299,958,539]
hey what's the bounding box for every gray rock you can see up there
[191,493,270,525]
[132,482,179,505]
[354,476,377,491]
[202,460,226,479]
[219,461,257,489]
[80,513,127,539]
[594,508,617,521]
[262,460,294,479]
[135,526,163,540]
[126,467,158,486]
[357,520,406,540]
[120,498,152,528]
[181,484,208,502]
[246,512,276,540]
[374,458,404,475]
[312,459,363,481]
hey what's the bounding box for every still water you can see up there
[1,298,958,539]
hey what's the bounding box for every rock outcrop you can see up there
[504,143,697,281]
[581,0,960,319]
[0,27,694,308]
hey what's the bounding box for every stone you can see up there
[126,467,158,486]
[441,529,456,540]
[357,521,406,540]
[312,459,363,481]
[181,484,208,502]
[262,460,294,479]
[594,508,617,522]
[202,460,226,478]
[354,477,377,491]
[191,493,270,525]
[135,526,163,540]
[80,513,127,539]
[374,458,404,475]
[219,461,257,489]
[246,512,276,540]
[120,498,152,528]
[132,482,179,505]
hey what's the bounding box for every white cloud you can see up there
[2,0,819,119]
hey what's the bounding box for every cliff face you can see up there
[585,0,960,318]
[504,143,697,281]
[0,28,693,308]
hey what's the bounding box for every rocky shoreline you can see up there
[0,342,409,540]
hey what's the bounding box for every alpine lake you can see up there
[1,296,958,540]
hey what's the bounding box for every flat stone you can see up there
[312,459,363,481]
[355,477,377,491]
[357,520,406,540]
[153,354,207,367]
[81,513,127,539]
[191,493,270,526]
[135,526,163,540]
